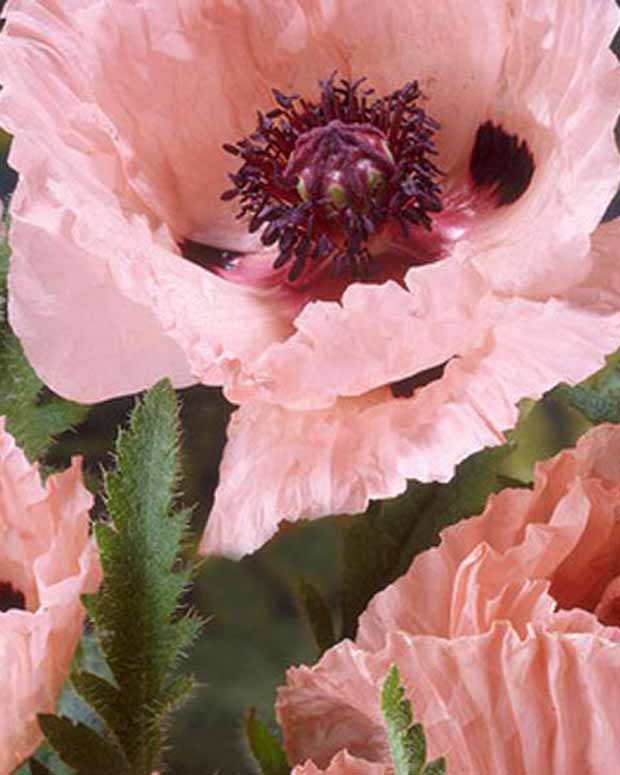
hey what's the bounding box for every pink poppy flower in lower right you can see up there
[0,419,101,773]
[2,0,620,559]
[277,423,620,773]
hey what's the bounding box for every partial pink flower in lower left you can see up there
[0,418,101,773]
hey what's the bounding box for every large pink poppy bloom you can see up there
[277,424,620,773]
[0,419,100,773]
[1,1,619,557]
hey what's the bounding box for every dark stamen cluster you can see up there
[222,74,443,283]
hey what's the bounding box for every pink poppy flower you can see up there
[1,1,619,557]
[277,424,620,773]
[0,418,100,773]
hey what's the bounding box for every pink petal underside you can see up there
[200,257,620,558]
[277,624,620,773]
[0,418,100,772]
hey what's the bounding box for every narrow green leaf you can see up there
[245,708,290,775]
[381,666,446,775]
[37,715,129,775]
[19,740,74,775]
[296,578,336,653]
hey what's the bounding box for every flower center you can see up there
[0,580,26,612]
[222,74,443,284]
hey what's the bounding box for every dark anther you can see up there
[272,88,300,110]
[390,360,452,399]
[222,73,443,284]
[0,580,26,612]
[470,121,535,206]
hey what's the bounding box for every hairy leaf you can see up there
[45,381,202,775]
[381,666,446,775]
[245,707,290,775]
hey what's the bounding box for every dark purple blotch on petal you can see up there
[470,121,534,206]
[0,581,26,612]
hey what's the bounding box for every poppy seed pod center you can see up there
[222,74,443,284]
[289,120,395,211]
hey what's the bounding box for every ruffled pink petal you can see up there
[200,381,507,557]
[0,418,100,772]
[278,624,620,773]
[200,394,390,558]
[293,750,388,775]
[279,422,620,773]
[0,0,306,400]
[227,259,488,409]
[0,12,199,403]
[227,239,620,408]
[201,251,620,557]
